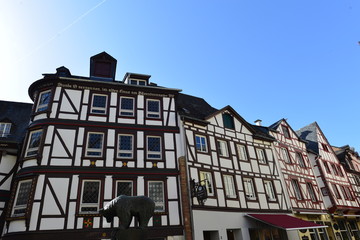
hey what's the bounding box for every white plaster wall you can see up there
[7,220,27,233]
[192,210,260,240]
[0,155,15,173]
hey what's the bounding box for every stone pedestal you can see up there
[113,229,148,240]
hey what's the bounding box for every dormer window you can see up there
[36,90,51,112]
[222,113,235,129]
[130,79,147,86]
[281,125,290,138]
[0,122,11,137]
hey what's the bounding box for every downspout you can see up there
[178,115,194,240]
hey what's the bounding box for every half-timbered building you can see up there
[268,119,329,239]
[0,101,32,236]
[2,52,184,240]
[297,122,360,239]
[176,94,326,240]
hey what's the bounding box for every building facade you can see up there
[268,119,330,239]
[0,101,32,237]
[177,95,322,240]
[297,122,360,240]
[3,52,184,240]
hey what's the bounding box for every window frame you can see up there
[79,179,101,214]
[264,180,277,201]
[119,96,135,117]
[90,93,108,115]
[332,183,341,199]
[306,182,317,203]
[243,178,257,201]
[116,180,134,197]
[281,147,291,163]
[11,179,33,217]
[223,174,237,199]
[117,134,134,159]
[291,179,303,200]
[0,122,11,137]
[146,135,162,160]
[146,99,161,119]
[130,79,147,86]
[296,152,307,168]
[85,132,104,157]
[148,180,165,212]
[237,144,248,161]
[195,135,208,153]
[256,148,267,164]
[25,129,43,158]
[323,161,331,174]
[36,89,52,112]
[281,125,291,138]
[222,113,235,129]
[217,139,229,158]
[199,171,215,197]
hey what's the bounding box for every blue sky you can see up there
[1,0,360,149]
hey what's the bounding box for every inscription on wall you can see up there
[57,83,175,98]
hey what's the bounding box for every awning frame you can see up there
[246,214,328,231]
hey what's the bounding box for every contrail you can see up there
[18,0,107,62]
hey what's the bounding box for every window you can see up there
[12,180,32,217]
[119,97,135,116]
[281,147,291,163]
[217,140,229,157]
[116,180,133,196]
[80,180,101,213]
[130,79,146,86]
[256,148,267,164]
[349,220,360,240]
[36,90,51,112]
[223,175,236,198]
[0,122,11,137]
[195,135,207,153]
[281,125,290,138]
[148,181,165,212]
[118,134,133,158]
[338,220,352,240]
[222,113,235,129]
[25,129,43,157]
[147,136,161,159]
[306,182,317,202]
[296,152,306,168]
[146,99,160,118]
[91,94,107,114]
[199,171,214,196]
[237,144,248,161]
[331,164,339,176]
[264,180,276,201]
[341,186,353,200]
[86,132,104,157]
[323,161,331,174]
[337,165,344,177]
[332,184,341,199]
[321,143,329,152]
[340,185,348,200]
[243,178,256,200]
[291,179,303,200]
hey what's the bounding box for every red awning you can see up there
[247,214,327,231]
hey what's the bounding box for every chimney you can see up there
[254,119,262,126]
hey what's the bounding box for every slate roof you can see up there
[177,93,218,121]
[177,93,275,141]
[0,100,32,144]
[296,122,319,154]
